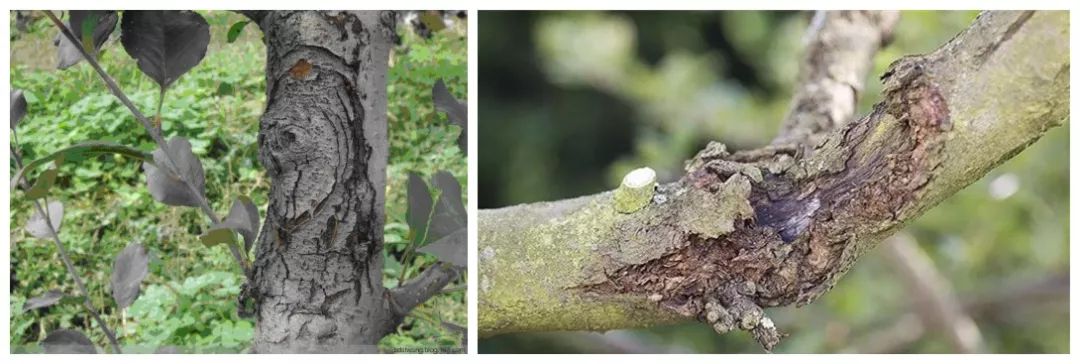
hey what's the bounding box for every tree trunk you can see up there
[246,10,398,353]
[478,10,1068,351]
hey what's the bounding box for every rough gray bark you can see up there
[245,10,398,353]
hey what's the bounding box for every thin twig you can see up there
[44,11,250,276]
[881,232,985,353]
[396,191,438,287]
[842,313,925,354]
[11,137,123,353]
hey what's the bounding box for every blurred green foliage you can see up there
[10,10,466,353]
[479,10,1067,353]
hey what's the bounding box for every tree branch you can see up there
[880,233,984,353]
[11,138,122,353]
[43,10,251,277]
[843,313,924,353]
[390,264,462,316]
[773,11,899,147]
[478,10,1068,351]
[844,271,1067,353]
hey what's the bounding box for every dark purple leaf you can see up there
[22,290,64,312]
[222,196,260,252]
[55,11,118,70]
[110,243,149,309]
[120,11,210,89]
[26,200,64,238]
[417,229,466,267]
[407,172,433,244]
[11,89,27,129]
[432,79,467,154]
[417,171,466,267]
[429,171,466,240]
[42,329,96,354]
[143,137,205,207]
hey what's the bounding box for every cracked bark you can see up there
[478,10,1068,351]
[245,10,400,353]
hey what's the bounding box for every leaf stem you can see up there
[44,10,251,277]
[11,138,123,354]
[396,186,438,287]
[155,88,166,130]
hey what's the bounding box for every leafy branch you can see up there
[11,10,266,353]
[11,98,121,354]
[390,80,468,316]
[43,10,253,276]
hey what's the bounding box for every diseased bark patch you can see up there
[578,56,952,351]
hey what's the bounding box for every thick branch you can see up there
[478,11,1068,350]
[390,264,462,315]
[773,11,899,147]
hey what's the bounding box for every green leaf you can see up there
[199,227,236,247]
[226,21,249,43]
[24,168,58,200]
[80,12,99,51]
[215,196,260,252]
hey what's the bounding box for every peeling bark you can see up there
[246,10,399,353]
[478,10,1068,351]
